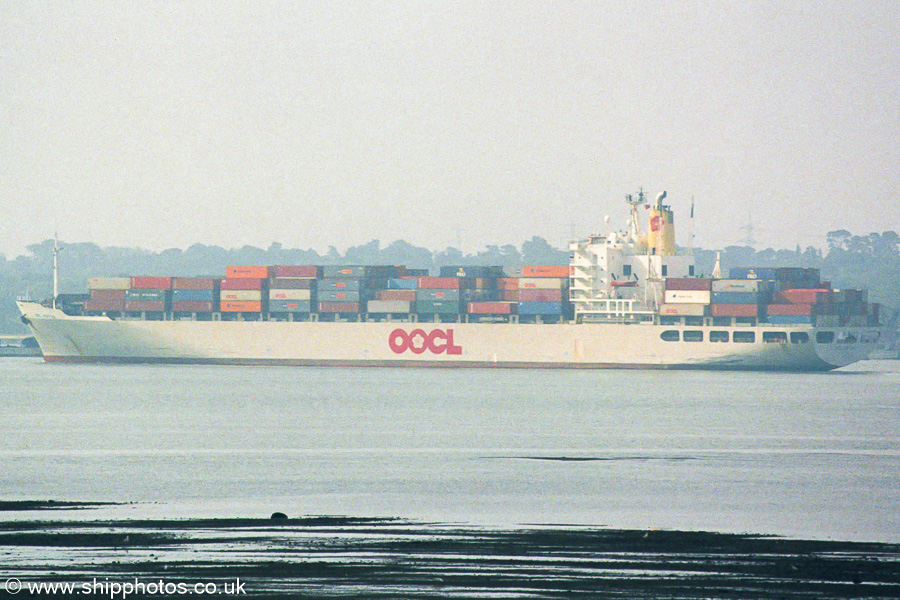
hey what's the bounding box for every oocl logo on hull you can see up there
[388,328,462,355]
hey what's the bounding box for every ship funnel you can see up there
[655,190,667,206]
[647,191,676,255]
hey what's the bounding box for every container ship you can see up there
[17,192,883,370]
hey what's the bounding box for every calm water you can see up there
[2,358,898,541]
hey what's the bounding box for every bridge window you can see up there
[733,331,755,343]
[790,332,810,344]
[763,331,787,344]
[660,330,680,342]
[661,265,668,276]
[623,264,631,276]
[816,331,835,344]
[710,331,729,343]
[683,330,703,342]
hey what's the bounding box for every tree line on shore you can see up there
[2,231,897,333]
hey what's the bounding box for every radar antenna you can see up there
[624,188,645,242]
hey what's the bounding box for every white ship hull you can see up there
[18,302,878,371]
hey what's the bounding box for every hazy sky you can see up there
[2,1,898,258]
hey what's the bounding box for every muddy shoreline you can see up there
[1,503,899,598]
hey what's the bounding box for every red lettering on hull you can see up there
[389,328,462,355]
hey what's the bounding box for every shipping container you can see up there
[766,315,814,325]
[90,289,126,301]
[226,266,271,279]
[386,278,418,290]
[497,278,519,291]
[464,289,499,302]
[87,277,131,290]
[317,301,360,313]
[439,266,505,278]
[417,276,470,289]
[268,289,312,301]
[318,290,360,302]
[467,302,516,314]
[517,289,563,302]
[416,289,461,301]
[318,279,361,292]
[366,300,412,313]
[124,300,166,312]
[376,289,416,301]
[131,276,172,290]
[664,290,711,304]
[220,290,263,302]
[273,265,320,278]
[322,266,366,279]
[270,277,315,290]
[711,279,771,293]
[767,303,814,316]
[172,277,217,291]
[774,289,830,304]
[521,265,570,278]
[268,300,312,313]
[172,300,215,312]
[172,289,216,302]
[220,300,263,312]
[415,300,462,314]
[519,277,566,290]
[220,277,265,291]
[83,299,125,311]
[658,303,707,317]
[665,278,712,291]
[711,291,766,304]
[124,289,168,301]
[500,290,520,302]
[729,267,779,280]
[710,304,759,317]
[517,301,563,315]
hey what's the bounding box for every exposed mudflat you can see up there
[2,512,899,599]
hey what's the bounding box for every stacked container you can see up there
[220,266,270,313]
[661,278,711,316]
[172,278,218,313]
[515,269,568,316]
[268,265,319,314]
[318,266,364,314]
[125,277,171,313]
[416,277,468,316]
[84,277,131,312]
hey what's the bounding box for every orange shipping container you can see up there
[522,265,570,278]
[226,265,271,279]
[220,300,262,312]
[497,278,519,291]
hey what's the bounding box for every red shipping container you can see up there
[501,290,519,301]
[417,276,466,289]
[270,278,314,289]
[767,303,813,316]
[665,278,712,291]
[124,300,166,312]
[273,265,320,278]
[522,265,570,278]
[497,278,519,291]
[220,300,262,312]
[710,304,759,317]
[467,302,516,314]
[517,289,563,302]
[90,289,126,301]
[131,276,172,289]
[318,301,360,313]
[775,289,830,304]
[84,299,124,311]
[220,278,265,290]
[376,290,416,301]
[172,277,217,290]
[172,300,215,312]
[226,265,271,279]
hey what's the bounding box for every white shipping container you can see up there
[220,290,262,302]
[711,279,770,293]
[518,277,567,290]
[659,303,707,317]
[664,290,711,304]
[366,300,411,313]
[268,289,311,301]
[87,277,132,290]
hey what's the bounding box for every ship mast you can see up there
[52,233,60,309]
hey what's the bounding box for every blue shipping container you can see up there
[172,289,215,302]
[517,301,563,315]
[387,278,418,289]
[712,291,767,304]
[268,300,312,313]
[319,279,361,292]
[318,290,360,302]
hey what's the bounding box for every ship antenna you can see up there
[688,196,695,256]
[52,232,61,309]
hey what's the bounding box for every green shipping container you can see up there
[416,300,461,314]
[124,289,169,301]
